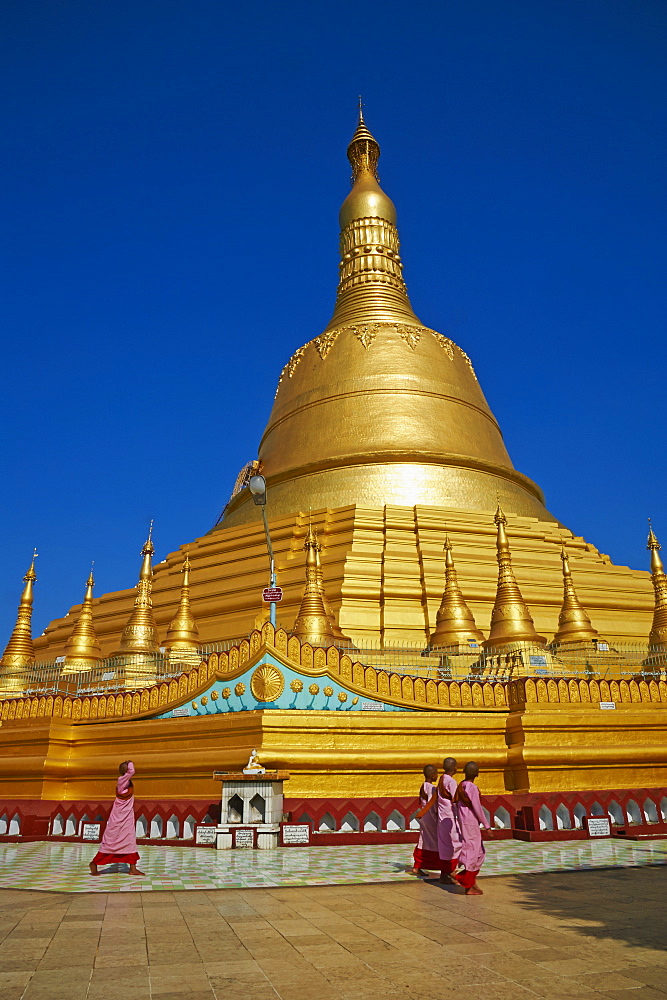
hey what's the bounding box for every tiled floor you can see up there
[0,866,665,999]
[0,838,665,893]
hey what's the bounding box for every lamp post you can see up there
[248,475,277,627]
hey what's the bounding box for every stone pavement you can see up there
[0,867,665,1000]
[1,839,666,893]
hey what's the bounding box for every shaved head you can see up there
[443,757,457,774]
[423,764,438,780]
[463,760,479,780]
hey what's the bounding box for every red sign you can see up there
[262,587,283,603]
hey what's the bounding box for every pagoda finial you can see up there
[551,547,603,647]
[62,565,102,673]
[291,524,336,647]
[0,551,39,673]
[647,522,667,651]
[430,534,484,650]
[117,527,160,655]
[647,518,664,575]
[484,508,547,650]
[347,102,380,182]
[143,520,154,556]
[164,553,200,661]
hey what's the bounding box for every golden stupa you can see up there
[26,111,656,656]
[1,112,665,828]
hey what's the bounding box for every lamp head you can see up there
[248,475,267,506]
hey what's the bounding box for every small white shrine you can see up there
[213,750,290,849]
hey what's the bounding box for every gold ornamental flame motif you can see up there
[250,665,285,703]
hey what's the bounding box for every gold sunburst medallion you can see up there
[250,665,285,703]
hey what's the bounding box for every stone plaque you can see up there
[82,823,101,842]
[587,816,611,837]
[361,701,385,711]
[195,825,217,845]
[235,828,254,848]
[172,706,190,718]
[599,702,616,710]
[282,824,310,845]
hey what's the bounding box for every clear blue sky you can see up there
[1,0,665,641]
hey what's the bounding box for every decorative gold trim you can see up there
[457,346,478,381]
[2,627,665,728]
[432,332,455,360]
[313,330,340,359]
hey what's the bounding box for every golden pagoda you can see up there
[0,110,666,829]
[315,538,350,644]
[0,552,38,683]
[484,504,547,650]
[62,567,102,673]
[647,523,667,652]
[117,525,160,656]
[429,536,484,650]
[553,549,599,642]
[291,525,336,647]
[164,555,200,664]
[22,111,658,659]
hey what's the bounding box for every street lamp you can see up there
[248,475,277,626]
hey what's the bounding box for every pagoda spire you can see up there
[314,534,351,644]
[164,554,200,660]
[484,505,546,649]
[647,522,667,651]
[328,106,421,328]
[551,548,605,646]
[429,536,484,650]
[117,524,160,655]
[62,565,102,672]
[291,524,336,647]
[0,551,38,672]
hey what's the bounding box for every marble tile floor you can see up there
[0,866,664,1000]
[0,837,665,894]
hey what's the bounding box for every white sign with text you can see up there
[587,817,611,837]
[195,825,218,845]
[235,829,254,848]
[282,824,310,845]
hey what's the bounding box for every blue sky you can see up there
[1,0,666,640]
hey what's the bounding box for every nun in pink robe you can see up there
[454,771,489,892]
[90,760,141,872]
[411,774,440,872]
[437,771,462,877]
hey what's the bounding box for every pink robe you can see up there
[456,779,486,873]
[416,780,439,854]
[437,773,462,861]
[98,761,138,857]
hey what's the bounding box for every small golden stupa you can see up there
[61,567,102,673]
[0,552,38,685]
[647,523,667,652]
[429,536,484,651]
[116,525,160,656]
[164,555,200,664]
